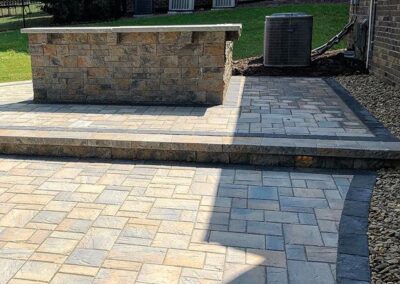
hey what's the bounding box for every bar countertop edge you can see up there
[21,24,242,34]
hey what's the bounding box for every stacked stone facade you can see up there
[26,28,240,105]
[349,0,400,87]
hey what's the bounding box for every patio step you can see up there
[0,129,399,169]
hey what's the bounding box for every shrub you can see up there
[42,0,123,23]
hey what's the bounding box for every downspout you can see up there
[366,0,376,70]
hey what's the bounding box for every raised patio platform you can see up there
[0,76,399,169]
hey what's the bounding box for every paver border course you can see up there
[336,173,376,283]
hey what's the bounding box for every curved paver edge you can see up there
[336,173,377,284]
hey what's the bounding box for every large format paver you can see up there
[0,156,373,283]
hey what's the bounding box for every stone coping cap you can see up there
[21,24,242,35]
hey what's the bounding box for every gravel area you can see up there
[337,74,400,284]
[336,75,400,137]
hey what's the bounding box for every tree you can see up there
[42,0,123,23]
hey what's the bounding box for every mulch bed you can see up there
[232,50,366,77]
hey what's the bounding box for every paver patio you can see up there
[0,77,380,138]
[0,156,374,283]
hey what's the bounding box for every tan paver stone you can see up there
[8,194,53,205]
[0,160,20,171]
[43,201,76,212]
[39,182,80,192]
[188,243,226,254]
[76,203,105,210]
[30,252,68,264]
[102,259,142,271]
[26,222,57,231]
[145,185,175,198]
[181,268,224,281]
[74,175,101,184]
[76,184,106,194]
[118,224,158,246]
[55,192,99,203]
[0,175,35,185]
[204,252,226,271]
[0,228,35,241]
[8,279,47,284]
[152,233,191,249]
[128,218,161,226]
[0,258,25,284]
[180,210,199,222]
[93,216,128,229]
[164,249,206,268]
[158,220,194,235]
[137,264,181,284]
[93,268,138,284]
[28,229,51,244]
[0,209,37,227]
[30,170,55,178]
[59,264,99,276]
[16,204,44,211]
[50,231,84,240]
[14,261,59,282]
[79,227,120,250]
[0,203,14,214]
[0,192,14,202]
[31,211,67,224]
[120,200,153,213]
[98,174,127,186]
[8,185,36,194]
[67,207,101,220]
[50,273,93,284]
[101,205,121,216]
[53,168,83,179]
[246,249,287,268]
[38,237,78,255]
[109,244,166,264]
[0,242,37,260]
[66,248,108,267]
[153,198,199,210]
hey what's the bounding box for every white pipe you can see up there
[366,0,375,69]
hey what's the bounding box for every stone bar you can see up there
[21,24,242,105]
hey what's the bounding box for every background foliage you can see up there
[41,0,123,23]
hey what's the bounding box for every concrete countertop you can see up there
[21,24,242,35]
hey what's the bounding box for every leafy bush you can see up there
[42,0,123,23]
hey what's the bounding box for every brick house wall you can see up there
[349,0,400,87]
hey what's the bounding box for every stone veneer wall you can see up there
[349,0,400,87]
[25,28,240,105]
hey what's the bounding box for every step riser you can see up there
[0,143,398,170]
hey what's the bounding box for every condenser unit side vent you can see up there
[213,0,236,8]
[169,0,195,11]
[264,13,313,67]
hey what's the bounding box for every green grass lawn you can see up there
[0,3,349,83]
